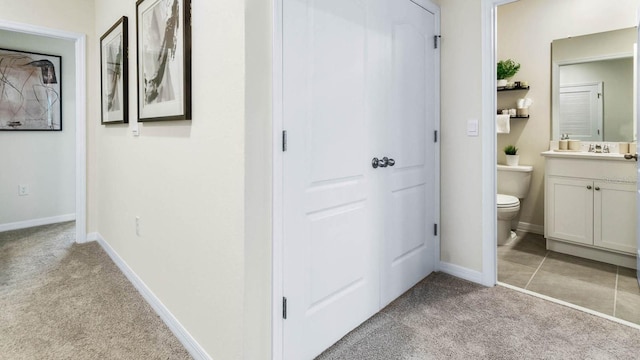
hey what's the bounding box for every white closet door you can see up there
[281,0,438,358]
[282,1,381,358]
[380,0,437,306]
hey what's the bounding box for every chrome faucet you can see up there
[588,144,603,153]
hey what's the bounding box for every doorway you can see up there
[0,21,87,243]
[490,0,640,327]
[275,0,441,358]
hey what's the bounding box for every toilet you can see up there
[497,164,533,245]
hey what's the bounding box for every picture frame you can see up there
[136,0,192,122]
[0,48,62,131]
[100,16,129,124]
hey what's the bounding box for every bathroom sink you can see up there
[541,150,631,161]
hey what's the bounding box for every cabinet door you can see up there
[546,177,594,245]
[593,182,637,254]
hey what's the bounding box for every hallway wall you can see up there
[93,0,246,358]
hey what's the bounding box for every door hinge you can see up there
[434,35,441,49]
[434,223,438,236]
[434,130,438,143]
[282,297,288,319]
[282,130,288,152]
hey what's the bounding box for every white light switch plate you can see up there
[467,119,479,137]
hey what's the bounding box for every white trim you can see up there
[85,232,99,242]
[0,20,87,244]
[439,261,484,284]
[480,0,521,287]
[271,0,284,358]
[96,233,212,360]
[517,222,544,235]
[0,214,75,233]
[498,282,640,331]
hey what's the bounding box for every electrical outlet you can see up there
[135,216,141,236]
[18,184,29,196]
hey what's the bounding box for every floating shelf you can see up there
[496,112,530,119]
[497,86,530,92]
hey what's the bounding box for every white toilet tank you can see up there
[497,164,533,199]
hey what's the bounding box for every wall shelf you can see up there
[497,86,530,92]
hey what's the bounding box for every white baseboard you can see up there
[517,222,544,235]
[95,233,211,360]
[0,214,75,233]
[85,232,99,243]
[439,261,484,285]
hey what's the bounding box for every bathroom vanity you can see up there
[542,150,637,268]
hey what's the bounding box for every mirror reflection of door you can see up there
[558,82,603,141]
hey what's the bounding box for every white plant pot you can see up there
[505,155,519,166]
[497,79,508,88]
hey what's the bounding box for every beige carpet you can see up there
[318,272,640,359]
[0,222,191,359]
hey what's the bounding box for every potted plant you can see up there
[497,59,520,88]
[504,145,519,166]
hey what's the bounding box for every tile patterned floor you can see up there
[498,231,640,325]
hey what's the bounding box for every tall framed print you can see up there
[100,16,129,124]
[136,0,192,122]
[0,48,62,131]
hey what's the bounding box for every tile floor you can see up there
[498,231,640,325]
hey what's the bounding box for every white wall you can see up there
[244,0,273,358]
[496,0,640,229]
[439,0,484,272]
[93,0,245,358]
[0,31,75,227]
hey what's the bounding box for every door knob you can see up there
[372,157,388,168]
[372,157,395,168]
[624,153,638,161]
[594,186,600,191]
[587,185,592,190]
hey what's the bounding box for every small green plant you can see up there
[497,59,521,80]
[504,145,518,155]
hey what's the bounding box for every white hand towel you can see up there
[496,114,511,134]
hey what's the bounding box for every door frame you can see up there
[271,0,441,358]
[480,0,522,288]
[0,20,87,243]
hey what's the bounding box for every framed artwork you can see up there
[100,16,129,124]
[136,0,192,122]
[0,48,62,131]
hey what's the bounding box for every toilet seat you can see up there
[497,194,519,208]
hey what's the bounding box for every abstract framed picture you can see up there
[100,16,129,124]
[136,0,192,122]
[0,48,62,131]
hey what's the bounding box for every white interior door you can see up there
[282,1,380,358]
[282,0,438,358]
[380,0,436,306]
[558,82,603,141]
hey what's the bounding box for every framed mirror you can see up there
[551,27,637,142]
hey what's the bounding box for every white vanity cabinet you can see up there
[543,152,637,268]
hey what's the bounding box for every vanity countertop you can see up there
[541,150,633,161]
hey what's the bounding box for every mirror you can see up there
[551,27,637,142]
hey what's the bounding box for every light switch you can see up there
[467,119,479,137]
